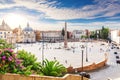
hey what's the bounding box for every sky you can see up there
[0,0,120,31]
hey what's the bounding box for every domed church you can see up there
[23,23,36,43]
[0,20,16,44]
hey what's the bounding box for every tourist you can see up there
[54,57,56,60]
[39,47,41,50]
[65,60,67,64]
[73,49,75,53]
[89,48,91,52]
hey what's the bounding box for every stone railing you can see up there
[0,73,88,80]
[67,53,108,73]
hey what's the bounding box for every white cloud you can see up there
[0,0,120,20]
[66,21,120,31]
[0,12,41,29]
[32,21,120,31]
[0,0,120,31]
[107,16,120,19]
[0,12,120,31]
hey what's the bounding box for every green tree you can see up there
[61,28,70,39]
[100,26,109,39]
[40,59,67,77]
[61,28,65,37]
[81,35,87,39]
[90,31,96,39]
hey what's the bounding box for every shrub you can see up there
[40,59,67,77]
[17,50,41,74]
[0,48,23,74]
[0,39,13,49]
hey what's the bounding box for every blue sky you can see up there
[0,0,120,31]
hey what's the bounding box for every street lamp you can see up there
[17,43,18,51]
[79,45,91,79]
[42,32,44,65]
[81,45,85,80]
[86,42,88,62]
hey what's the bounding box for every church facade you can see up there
[23,23,36,43]
[0,20,36,43]
[0,20,16,44]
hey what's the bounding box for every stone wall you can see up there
[67,58,107,73]
[0,73,88,80]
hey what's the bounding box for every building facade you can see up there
[0,20,12,39]
[13,26,24,43]
[109,30,120,44]
[40,31,63,42]
[35,30,41,41]
[23,23,36,43]
[72,30,86,40]
[0,20,16,44]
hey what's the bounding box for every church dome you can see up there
[23,23,33,32]
[0,20,12,31]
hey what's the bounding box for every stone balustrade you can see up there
[0,73,88,80]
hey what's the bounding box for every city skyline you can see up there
[0,0,120,31]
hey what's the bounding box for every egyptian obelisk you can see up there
[64,22,68,48]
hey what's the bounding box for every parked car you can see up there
[117,47,119,49]
[116,56,119,59]
[111,47,113,49]
[79,72,90,78]
[114,52,117,54]
[116,60,120,64]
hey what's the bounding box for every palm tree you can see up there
[40,59,67,77]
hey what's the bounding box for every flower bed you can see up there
[0,48,23,74]
[0,48,67,77]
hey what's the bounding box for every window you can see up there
[76,31,82,34]
[28,34,31,38]
[26,32,28,34]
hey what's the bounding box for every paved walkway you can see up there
[89,44,120,80]
[16,42,106,68]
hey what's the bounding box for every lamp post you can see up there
[79,45,90,79]
[42,32,44,65]
[86,42,88,62]
[17,43,18,51]
[16,35,18,52]
[81,45,85,80]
